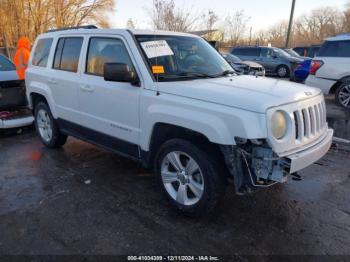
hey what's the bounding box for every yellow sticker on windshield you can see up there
[152,65,165,74]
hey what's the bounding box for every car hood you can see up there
[240,61,263,68]
[157,75,321,113]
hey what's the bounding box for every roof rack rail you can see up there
[46,25,98,33]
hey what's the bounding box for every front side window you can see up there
[0,55,15,71]
[32,38,53,67]
[318,40,350,57]
[86,37,134,76]
[53,37,83,72]
[136,35,232,81]
[260,48,274,58]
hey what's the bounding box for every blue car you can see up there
[293,59,312,83]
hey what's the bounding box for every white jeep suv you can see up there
[26,26,333,215]
[306,33,350,108]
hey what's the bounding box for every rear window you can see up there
[0,55,15,71]
[32,38,53,67]
[318,40,350,57]
[53,37,83,72]
[232,48,260,56]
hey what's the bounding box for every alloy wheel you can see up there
[338,84,350,108]
[161,151,204,206]
[277,67,287,78]
[37,109,53,142]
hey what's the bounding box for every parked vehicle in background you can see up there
[293,59,312,83]
[306,33,350,109]
[283,48,310,60]
[221,53,265,76]
[26,27,333,215]
[231,46,303,78]
[293,45,320,58]
[0,54,33,129]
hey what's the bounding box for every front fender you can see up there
[140,94,267,151]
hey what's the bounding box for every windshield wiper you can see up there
[215,70,236,77]
[175,72,216,78]
[157,72,216,80]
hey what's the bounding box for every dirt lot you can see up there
[0,98,349,256]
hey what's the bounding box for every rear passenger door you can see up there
[78,36,140,158]
[49,37,83,123]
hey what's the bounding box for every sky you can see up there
[110,0,349,32]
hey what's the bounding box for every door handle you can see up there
[48,78,57,84]
[80,85,94,93]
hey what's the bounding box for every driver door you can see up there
[259,48,278,74]
[78,36,140,157]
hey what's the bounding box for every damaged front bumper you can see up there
[220,128,333,194]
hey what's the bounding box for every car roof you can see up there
[39,28,199,39]
[325,33,350,41]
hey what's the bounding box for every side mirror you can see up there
[104,63,140,86]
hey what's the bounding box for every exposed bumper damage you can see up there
[220,128,333,194]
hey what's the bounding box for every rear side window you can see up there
[318,41,350,57]
[53,37,83,72]
[0,55,15,71]
[260,48,274,58]
[232,48,259,56]
[32,38,53,67]
[86,37,134,76]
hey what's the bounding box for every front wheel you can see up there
[154,139,227,215]
[335,80,350,109]
[34,102,67,148]
[276,65,290,78]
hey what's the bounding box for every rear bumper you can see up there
[287,129,333,173]
[305,75,336,94]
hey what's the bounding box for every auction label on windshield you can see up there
[141,40,174,59]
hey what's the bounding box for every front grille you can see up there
[293,100,327,141]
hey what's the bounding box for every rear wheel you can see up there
[276,65,290,78]
[335,80,350,109]
[34,102,67,148]
[154,139,227,216]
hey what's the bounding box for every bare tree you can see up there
[149,0,200,32]
[344,1,350,32]
[126,18,136,29]
[0,0,115,58]
[222,11,250,46]
[201,10,219,40]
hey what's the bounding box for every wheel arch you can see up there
[141,122,228,171]
[329,75,350,94]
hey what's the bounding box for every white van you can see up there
[306,33,350,109]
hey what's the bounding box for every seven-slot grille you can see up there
[293,100,327,141]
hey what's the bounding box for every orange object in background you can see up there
[13,37,31,80]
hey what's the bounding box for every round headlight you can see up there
[271,111,287,139]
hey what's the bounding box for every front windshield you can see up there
[286,49,301,57]
[136,35,233,81]
[273,48,292,58]
[224,53,242,63]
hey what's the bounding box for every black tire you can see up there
[154,138,227,216]
[276,65,290,78]
[335,79,350,109]
[34,102,67,148]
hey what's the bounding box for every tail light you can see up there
[310,60,324,75]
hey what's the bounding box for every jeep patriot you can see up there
[26,26,333,215]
